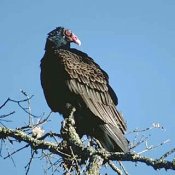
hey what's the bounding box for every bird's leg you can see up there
[61,103,77,139]
[67,104,76,126]
[61,103,82,145]
[62,103,76,129]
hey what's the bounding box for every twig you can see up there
[20,90,33,125]
[119,161,128,175]
[4,144,29,159]
[1,94,39,119]
[16,111,52,133]
[39,132,62,140]
[0,98,10,109]
[108,160,122,175]
[25,150,35,175]
[130,136,148,149]
[137,139,170,155]
[127,123,164,135]
[3,139,16,167]
[69,146,81,174]
[160,148,175,160]
[0,111,15,119]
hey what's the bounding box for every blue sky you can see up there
[0,0,175,174]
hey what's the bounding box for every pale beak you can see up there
[71,33,81,46]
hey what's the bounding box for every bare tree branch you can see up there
[0,93,175,174]
[0,127,69,158]
[0,120,175,173]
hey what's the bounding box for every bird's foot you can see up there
[61,107,76,136]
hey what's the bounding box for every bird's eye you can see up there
[65,30,72,37]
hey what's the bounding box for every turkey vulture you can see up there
[40,27,129,152]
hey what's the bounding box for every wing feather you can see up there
[57,49,127,133]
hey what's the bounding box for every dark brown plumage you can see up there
[40,27,129,152]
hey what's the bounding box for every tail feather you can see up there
[95,124,129,152]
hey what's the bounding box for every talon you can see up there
[69,118,75,125]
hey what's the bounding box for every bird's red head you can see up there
[46,27,81,50]
[63,29,81,46]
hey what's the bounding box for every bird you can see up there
[40,27,129,152]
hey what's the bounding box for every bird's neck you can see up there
[45,40,70,51]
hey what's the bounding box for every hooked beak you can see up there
[71,33,81,46]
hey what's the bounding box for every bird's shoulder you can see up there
[54,48,109,91]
